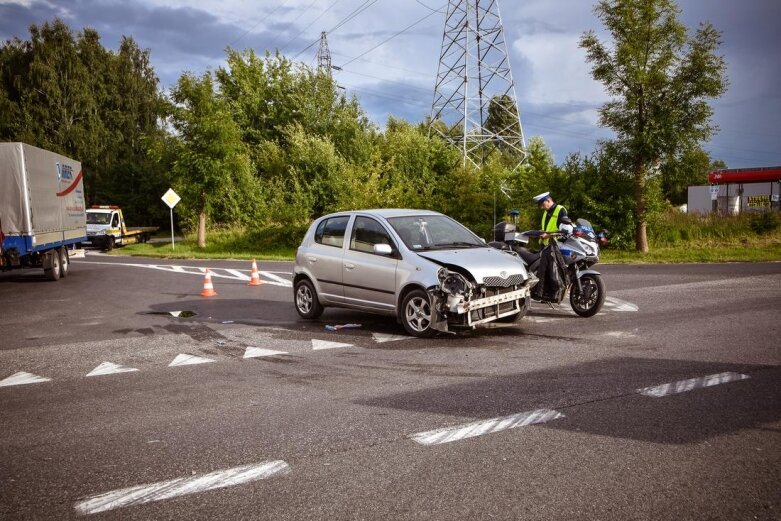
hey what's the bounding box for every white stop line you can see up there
[75,460,289,515]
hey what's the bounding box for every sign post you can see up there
[709,184,720,200]
[161,188,181,250]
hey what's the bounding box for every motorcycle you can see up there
[490,213,609,317]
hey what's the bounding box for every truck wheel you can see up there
[58,247,69,278]
[105,236,115,251]
[45,250,61,281]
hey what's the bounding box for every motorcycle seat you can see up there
[514,247,540,265]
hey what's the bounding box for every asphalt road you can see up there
[1,254,779,520]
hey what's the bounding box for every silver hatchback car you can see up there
[293,209,536,337]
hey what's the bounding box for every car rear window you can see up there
[315,216,350,248]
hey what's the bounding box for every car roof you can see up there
[322,209,443,219]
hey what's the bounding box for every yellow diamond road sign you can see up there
[162,188,181,209]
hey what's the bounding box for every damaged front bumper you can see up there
[428,269,538,332]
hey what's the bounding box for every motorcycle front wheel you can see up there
[570,273,605,317]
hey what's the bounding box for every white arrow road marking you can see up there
[86,362,139,377]
[372,333,409,343]
[74,460,289,515]
[0,371,51,387]
[312,339,353,350]
[411,408,565,446]
[244,347,288,358]
[603,297,638,312]
[638,372,750,398]
[169,354,215,367]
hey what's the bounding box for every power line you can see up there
[329,0,380,33]
[217,0,291,58]
[340,68,431,93]
[278,0,341,54]
[332,51,432,78]
[294,0,380,59]
[340,7,441,68]
[266,0,321,52]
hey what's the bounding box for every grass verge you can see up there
[114,216,781,264]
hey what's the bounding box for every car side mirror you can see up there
[373,244,393,256]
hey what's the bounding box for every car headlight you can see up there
[438,268,472,296]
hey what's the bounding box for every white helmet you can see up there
[559,222,574,235]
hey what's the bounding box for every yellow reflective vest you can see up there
[540,204,566,245]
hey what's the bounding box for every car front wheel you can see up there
[294,279,323,319]
[401,289,436,338]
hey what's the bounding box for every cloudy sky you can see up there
[2,0,779,168]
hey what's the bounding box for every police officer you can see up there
[533,192,570,244]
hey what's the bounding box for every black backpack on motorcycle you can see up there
[531,240,570,303]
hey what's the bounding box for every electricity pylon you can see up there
[430,0,526,169]
[317,31,332,78]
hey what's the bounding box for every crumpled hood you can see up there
[417,247,528,284]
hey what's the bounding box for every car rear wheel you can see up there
[401,289,436,338]
[295,279,323,319]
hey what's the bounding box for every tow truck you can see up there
[85,206,158,250]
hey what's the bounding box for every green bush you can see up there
[749,211,781,235]
[648,210,756,246]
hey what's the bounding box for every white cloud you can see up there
[512,32,607,107]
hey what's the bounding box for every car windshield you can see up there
[86,212,111,225]
[387,215,484,251]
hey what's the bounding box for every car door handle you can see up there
[344,263,355,270]
[306,256,317,263]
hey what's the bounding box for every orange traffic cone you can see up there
[200,269,218,297]
[248,259,263,286]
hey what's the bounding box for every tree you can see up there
[580,0,728,252]
[169,72,262,247]
[484,94,524,160]
[0,19,168,224]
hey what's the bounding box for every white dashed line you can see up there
[74,460,289,515]
[637,372,750,398]
[410,408,565,446]
[0,371,51,387]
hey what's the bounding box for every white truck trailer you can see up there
[0,143,86,280]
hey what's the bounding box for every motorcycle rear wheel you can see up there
[570,273,605,317]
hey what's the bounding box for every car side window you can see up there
[350,216,394,254]
[314,216,349,248]
[111,213,119,227]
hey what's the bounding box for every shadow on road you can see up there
[356,357,780,445]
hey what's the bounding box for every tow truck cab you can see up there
[85,206,158,250]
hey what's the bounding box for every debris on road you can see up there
[324,323,362,332]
